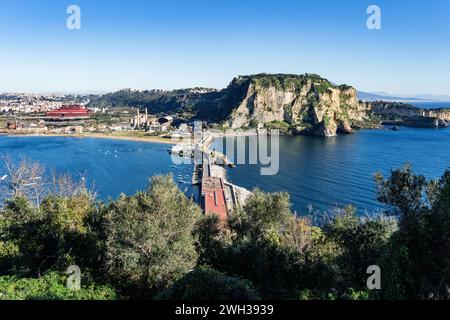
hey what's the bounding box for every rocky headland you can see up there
[88,73,450,137]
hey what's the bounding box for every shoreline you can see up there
[0,129,263,144]
[4,124,444,145]
[0,131,179,145]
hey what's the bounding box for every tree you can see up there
[0,159,100,278]
[0,156,45,206]
[0,197,47,276]
[194,214,232,267]
[281,215,313,259]
[229,189,291,242]
[158,266,259,300]
[375,164,426,229]
[103,175,201,298]
[222,190,305,299]
[0,193,99,278]
[376,166,450,299]
[425,171,450,299]
[323,206,395,292]
[38,192,101,277]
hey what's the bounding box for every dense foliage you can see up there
[158,266,259,300]
[102,175,201,297]
[0,272,116,300]
[0,159,448,300]
[375,165,450,299]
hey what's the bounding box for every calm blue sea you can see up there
[1,126,450,214]
[218,127,450,214]
[0,136,196,201]
[410,102,450,109]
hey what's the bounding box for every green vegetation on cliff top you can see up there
[233,73,335,92]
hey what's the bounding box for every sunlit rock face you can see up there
[224,74,372,137]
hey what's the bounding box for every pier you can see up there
[171,130,245,219]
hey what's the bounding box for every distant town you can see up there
[0,92,200,138]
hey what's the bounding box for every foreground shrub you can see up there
[0,193,100,278]
[0,272,117,300]
[103,175,201,298]
[376,166,450,300]
[158,266,260,300]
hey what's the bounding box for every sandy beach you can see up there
[0,129,264,144]
[0,131,180,145]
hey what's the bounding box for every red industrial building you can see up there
[46,105,91,119]
[45,105,91,125]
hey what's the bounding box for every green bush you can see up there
[265,120,291,132]
[0,272,117,300]
[323,206,395,291]
[103,175,201,298]
[158,266,259,300]
[376,166,450,299]
[0,194,101,278]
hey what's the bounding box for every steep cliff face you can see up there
[223,74,372,137]
[425,109,450,121]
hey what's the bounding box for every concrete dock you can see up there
[185,131,248,219]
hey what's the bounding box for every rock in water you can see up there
[403,116,445,128]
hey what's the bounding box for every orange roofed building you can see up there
[201,176,228,220]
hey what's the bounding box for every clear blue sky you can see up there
[1,0,449,95]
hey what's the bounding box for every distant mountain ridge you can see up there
[357,91,420,102]
[358,91,450,102]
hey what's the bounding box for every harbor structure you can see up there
[201,175,228,220]
[174,129,247,220]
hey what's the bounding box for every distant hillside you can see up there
[358,91,450,102]
[88,88,224,118]
[357,91,420,102]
